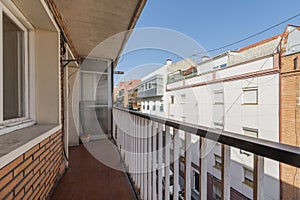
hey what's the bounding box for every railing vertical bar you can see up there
[148,119,152,200]
[143,119,148,200]
[129,114,132,174]
[141,118,144,198]
[143,119,147,200]
[134,115,137,186]
[253,155,264,200]
[164,126,171,200]
[135,115,139,189]
[221,144,231,200]
[152,122,157,199]
[173,129,180,200]
[185,132,192,200]
[200,138,207,200]
[138,116,142,194]
[158,123,163,200]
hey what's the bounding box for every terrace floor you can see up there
[51,139,135,200]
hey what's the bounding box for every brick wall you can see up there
[280,53,300,199]
[0,130,66,200]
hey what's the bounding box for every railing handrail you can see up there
[113,106,300,168]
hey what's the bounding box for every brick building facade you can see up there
[280,52,300,199]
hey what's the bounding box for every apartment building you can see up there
[128,86,141,111]
[280,25,300,200]
[115,80,141,108]
[165,25,300,199]
[138,58,197,117]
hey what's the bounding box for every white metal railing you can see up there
[113,107,300,200]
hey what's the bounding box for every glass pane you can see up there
[3,13,25,120]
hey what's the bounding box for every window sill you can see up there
[213,165,222,171]
[242,181,253,188]
[0,120,35,136]
[242,103,258,106]
[0,124,61,169]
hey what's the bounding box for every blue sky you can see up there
[115,0,300,84]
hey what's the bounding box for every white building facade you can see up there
[166,40,281,199]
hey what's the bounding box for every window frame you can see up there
[213,90,224,105]
[214,154,222,170]
[294,57,298,70]
[193,170,199,193]
[170,95,174,104]
[242,87,258,105]
[213,185,221,200]
[243,167,254,187]
[0,2,34,136]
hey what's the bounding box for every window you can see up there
[170,95,174,104]
[213,90,224,104]
[147,102,149,110]
[193,171,199,193]
[213,185,221,200]
[143,104,145,110]
[214,154,222,170]
[294,57,298,70]
[242,87,258,105]
[243,127,258,138]
[152,104,156,111]
[0,5,32,135]
[243,167,254,187]
[180,94,186,104]
[160,102,164,112]
[240,127,258,156]
[214,121,223,128]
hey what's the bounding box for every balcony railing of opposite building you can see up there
[112,107,300,200]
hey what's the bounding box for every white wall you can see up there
[166,55,280,199]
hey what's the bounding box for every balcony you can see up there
[137,75,164,98]
[111,107,300,200]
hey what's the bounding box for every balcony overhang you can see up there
[51,0,146,61]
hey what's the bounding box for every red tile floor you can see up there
[51,140,135,200]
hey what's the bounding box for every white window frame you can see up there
[243,167,254,187]
[240,127,258,156]
[214,154,222,170]
[192,169,199,194]
[213,90,224,104]
[0,2,34,135]
[243,127,258,138]
[180,94,186,104]
[242,87,258,105]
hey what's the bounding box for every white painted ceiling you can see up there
[53,0,143,59]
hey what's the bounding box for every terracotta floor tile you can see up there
[50,140,135,200]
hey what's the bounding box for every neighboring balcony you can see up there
[137,75,164,98]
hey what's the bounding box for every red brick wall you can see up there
[280,53,300,199]
[0,130,66,199]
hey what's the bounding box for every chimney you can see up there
[166,58,172,65]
